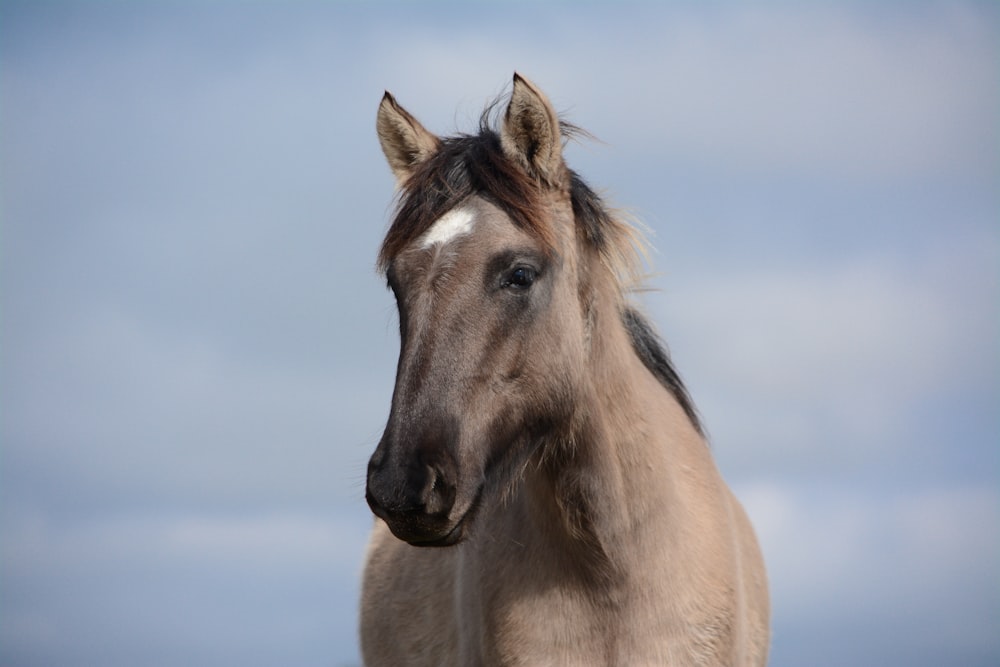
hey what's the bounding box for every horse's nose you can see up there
[365,442,459,543]
[366,458,456,518]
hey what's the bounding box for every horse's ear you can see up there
[377,91,440,183]
[501,73,563,184]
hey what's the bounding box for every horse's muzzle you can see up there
[365,451,467,546]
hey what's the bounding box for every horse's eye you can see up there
[503,266,536,290]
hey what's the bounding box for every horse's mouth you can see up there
[393,487,484,548]
[402,516,466,547]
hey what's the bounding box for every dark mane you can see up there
[623,307,703,435]
[378,108,701,435]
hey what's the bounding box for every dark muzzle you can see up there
[365,424,462,546]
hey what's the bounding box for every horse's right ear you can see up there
[377,92,440,184]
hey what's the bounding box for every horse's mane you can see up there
[623,306,703,435]
[378,106,702,435]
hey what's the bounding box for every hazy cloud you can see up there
[741,481,999,665]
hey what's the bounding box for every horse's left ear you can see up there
[377,91,441,184]
[501,73,563,184]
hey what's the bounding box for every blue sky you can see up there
[1,2,997,665]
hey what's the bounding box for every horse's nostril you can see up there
[366,418,461,542]
[366,458,456,520]
[421,464,456,516]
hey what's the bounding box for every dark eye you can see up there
[503,266,536,290]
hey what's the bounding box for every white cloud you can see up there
[634,4,997,180]
[373,4,997,182]
[0,507,369,665]
[738,480,1000,660]
[3,299,388,513]
[2,508,368,574]
[655,231,998,468]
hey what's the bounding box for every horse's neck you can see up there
[525,312,705,580]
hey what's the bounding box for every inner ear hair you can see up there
[501,73,564,185]
[377,92,440,182]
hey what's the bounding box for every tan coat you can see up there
[360,73,770,666]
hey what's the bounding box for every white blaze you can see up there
[419,207,476,248]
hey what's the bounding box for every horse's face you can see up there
[366,194,584,545]
[365,75,586,545]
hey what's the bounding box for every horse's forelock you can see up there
[377,129,553,273]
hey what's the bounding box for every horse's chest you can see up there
[464,593,730,667]
[454,549,729,666]
[459,587,611,666]
[454,547,621,665]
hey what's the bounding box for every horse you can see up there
[360,73,770,666]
